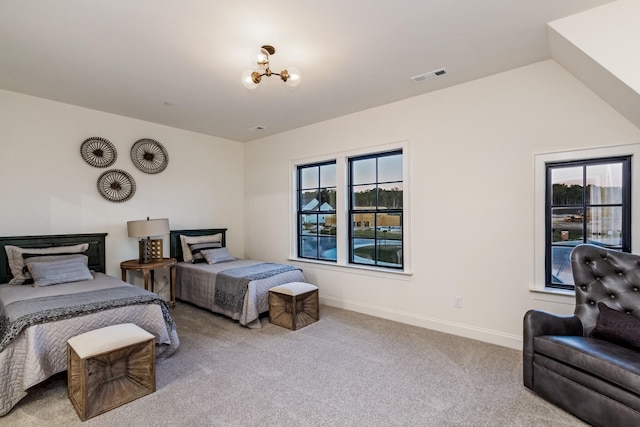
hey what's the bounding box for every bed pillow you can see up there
[188,241,223,263]
[22,253,90,283]
[201,247,236,264]
[180,234,222,263]
[5,243,89,285]
[26,257,94,287]
[590,302,640,350]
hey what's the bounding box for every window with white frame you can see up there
[293,144,408,273]
[533,144,640,293]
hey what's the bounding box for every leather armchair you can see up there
[523,244,640,426]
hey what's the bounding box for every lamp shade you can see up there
[127,218,170,238]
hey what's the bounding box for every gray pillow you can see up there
[5,243,89,284]
[27,257,94,287]
[201,247,236,264]
[188,242,223,263]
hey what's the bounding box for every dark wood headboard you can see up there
[0,233,108,284]
[170,228,227,262]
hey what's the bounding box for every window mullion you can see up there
[335,156,348,265]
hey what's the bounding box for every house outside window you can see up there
[349,150,403,269]
[546,156,631,289]
[297,161,337,261]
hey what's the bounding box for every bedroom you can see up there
[1,0,640,424]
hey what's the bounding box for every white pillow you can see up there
[179,234,222,262]
[201,247,236,264]
[5,243,89,285]
[27,257,94,287]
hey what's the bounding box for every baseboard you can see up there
[319,295,522,350]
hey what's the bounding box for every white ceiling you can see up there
[0,0,616,142]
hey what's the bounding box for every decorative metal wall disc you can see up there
[80,137,117,168]
[130,138,168,174]
[96,169,136,202]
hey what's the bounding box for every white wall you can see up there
[0,89,244,297]
[243,59,640,349]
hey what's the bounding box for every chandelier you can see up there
[242,45,301,89]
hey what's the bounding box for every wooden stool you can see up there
[67,323,156,421]
[269,282,319,330]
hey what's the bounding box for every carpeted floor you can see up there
[0,303,587,426]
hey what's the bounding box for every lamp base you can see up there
[139,238,163,264]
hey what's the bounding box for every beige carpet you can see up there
[0,303,587,426]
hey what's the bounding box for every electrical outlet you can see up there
[454,296,463,309]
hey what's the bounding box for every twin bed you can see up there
[0,233,179,416]
[169,228,305,328]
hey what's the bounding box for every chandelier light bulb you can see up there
[283,67,301,87]
[254,47,270,70]
[242,70,259,89]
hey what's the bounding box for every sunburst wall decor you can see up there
[96,169,136,203]
[80,137,117,168]
[130,138,168,174]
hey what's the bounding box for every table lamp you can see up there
[127,217,170,263]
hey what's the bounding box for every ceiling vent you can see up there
[410,68,448,83]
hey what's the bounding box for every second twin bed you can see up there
[169,228,305,328]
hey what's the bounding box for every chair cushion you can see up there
[534,335,640,394]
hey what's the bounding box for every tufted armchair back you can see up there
[571,244,640,336]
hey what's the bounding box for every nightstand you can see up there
[120,258,177,307]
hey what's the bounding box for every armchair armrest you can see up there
[522,309,583,389]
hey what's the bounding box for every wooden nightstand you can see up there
[120,258,177,307]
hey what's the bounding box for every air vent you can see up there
[246,125,266,132]
[410,67,448,82]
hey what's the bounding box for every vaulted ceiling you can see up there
[0,0,618,142]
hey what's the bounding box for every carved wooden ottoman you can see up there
[67,323,156,421]
[269,282,319,330]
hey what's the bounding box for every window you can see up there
[293,142,409,273]
[349,150,403,269]
[297,161,337,261]
[546,156,631,289]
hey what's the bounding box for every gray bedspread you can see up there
[1,285,174,352]
[0,273,179,416]
[215,263,301,313]
[176,259,306,328]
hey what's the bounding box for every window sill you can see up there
[288,257,413,280]
[529,287,576,305]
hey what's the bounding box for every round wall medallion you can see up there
[130,138,168,174]
[96,169,136,203]
[80,137,117,168]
